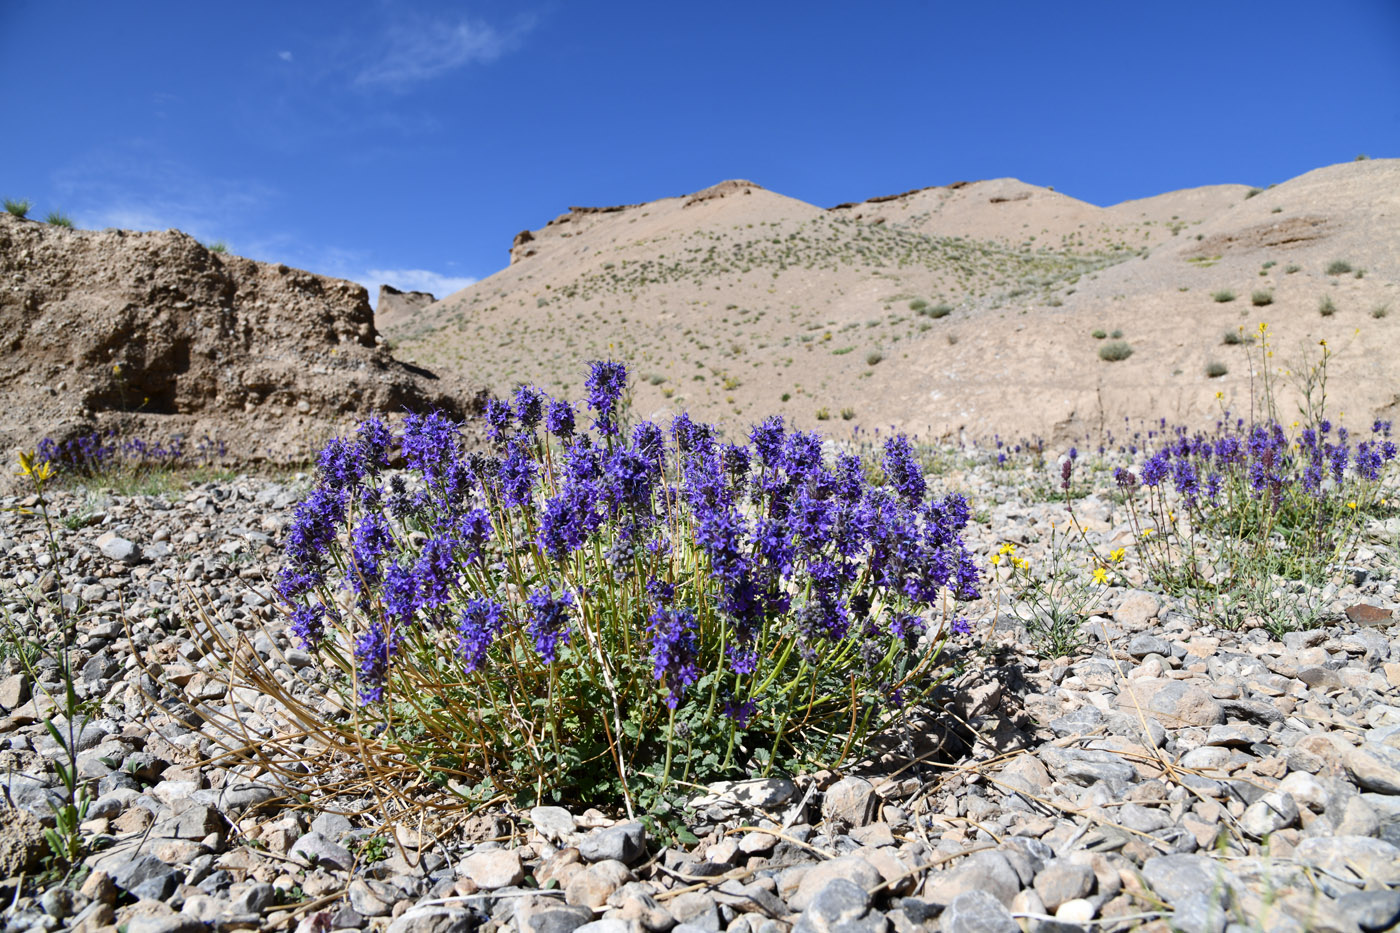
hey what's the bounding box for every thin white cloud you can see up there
[278,50,294,62]
[363,268,477,303]
[355,16,524,88]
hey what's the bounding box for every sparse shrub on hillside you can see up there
[1110,330,1123,339]
[4,198,31,218]
[1205,360,1228,378]
[780,392,791,402]
[1222,328,1255,346]
[1091,329,1107,340]
[1326,260,1353,276]
[1373,304,1390,319]
[1244,188,1262,199]
[1099,341,1133,362]
[909,298,928,312]
[1251,290,1273,307]
[205,240,229,254]
[917,303,953,319]
[815,406,831,420]
[865,351,884,366]
[1212,290,1236,303]
[45,210,74,228]
[1285,264,1300,274]
[647,373,665,385]
[1319,295,1337,317]
[841,407,856,420]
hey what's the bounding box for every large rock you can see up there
[0,213,474,469]
[0,806,46,876]
[1114,678,1225,728]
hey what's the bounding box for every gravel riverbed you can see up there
[2,467,1398,933]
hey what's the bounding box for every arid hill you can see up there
[381,160,1399,445]
[0,215,476,467]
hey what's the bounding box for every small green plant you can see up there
[1110,329,1123,339]
[45,211,75,228]
[1325,260,1353,276]
[1284,264,1300,274]
[1091,329,1107,339]
[1212,290,1236,303]
[1205,360,1228,378]
[989,535,1113,659]
[1222,329,1255,346]
[815,406,831,420]
[1251,290,1273,307]
[1099,341,1133,362]
[865,350,883,366]
[909,298,928,312]
[4,198,32,218]
[780,392,791,402]
[1373,304,1390,319]
[206,240,229,254]
[350,835,390,865]
[1319,295,1337,317]
[1244,188,1262,199]
[840,407,856,421]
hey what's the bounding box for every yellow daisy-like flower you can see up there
[1142,528,1154,538]
[998,542,1017,555]
[1109,547,1126,563]
[1347,501,1358,510]
[990,553,1002,566]
[16,450,54,485]
[1092,567,1108,585]
[1014,557,1029,570]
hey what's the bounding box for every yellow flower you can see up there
[16,450,54,485]
[1092,567,1108,585]
[1142,528,1154,538]
[998,542,1017,555]
[1109,547,1126,563]
[1014,557,1029,570]
[1258,322,1268,332]
[1347,501,1358,510]
[1215,392,1223,401]
[990,553,1002,566]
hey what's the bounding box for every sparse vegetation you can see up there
[1319,295,1337,317]
[1222,328,1255,346]
[1098,340,1133,362]
[1205,360,1228,378]
[1212,289,1236,303]
[1250,290,1273,307]
[206,240,229,254]
[1284,264,1300,274]
[1244,187,1262,199]
[1325,259,1353,276]
[1373,304,1390,319]
[45,210,74,228]
[1091,329,1107,339]
[865,350,883,366]
[4,197,31,218]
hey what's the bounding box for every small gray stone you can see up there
[460,848,525,889]
[575,921,631,933]
[795,878,886,933]
[1140,855,1237,907]
[519,905,596,933]
[924,851,1021,909]
[40,887,74,919]
[97,533,141,565]
[1171,890,1231,933]
[1336,890,1400,932]
[939,890,1018,933]
[231,883,278,914]
[729,778,797,809]
[668,893,722,933]
[348,878,402,917]
[386,906,476,933]
[823,776,879,829]
[531,806,578,841]
[1346,743,1400,795]
[1127,634,1172,659]
[578,821,646,864]
[790,856,885,912]
[289,831,355,872]
[310,812,354,840]
[1047,706,1104,738]
[1032,859,1094,911]
[1294,837,1400,885]
[111,854,181,902]
[1298,667,1345,691]
[1240,792,1299,840]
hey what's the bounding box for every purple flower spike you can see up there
[585,360,629,436]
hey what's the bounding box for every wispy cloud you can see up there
[363,267,477,302]
[54,144,275,246]
[278,50,294,62]
[354,15,528,89]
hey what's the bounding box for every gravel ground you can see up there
[2,464,1398,933]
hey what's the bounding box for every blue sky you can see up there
[3,1,1397,305]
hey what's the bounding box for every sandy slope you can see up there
[383,160,1399,445]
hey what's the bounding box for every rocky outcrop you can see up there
[376,284,436,319]
[0,215,476,465]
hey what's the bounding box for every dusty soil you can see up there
[0,216,479,472]
[382,159,1400,446]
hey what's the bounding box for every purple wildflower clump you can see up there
[275,364,981,803]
